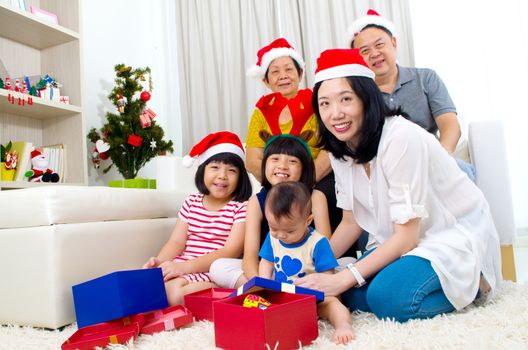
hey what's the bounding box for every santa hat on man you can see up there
[347,9,396,46]
[183,131,245,168]
[313,48,375,85]
[247,38,305,78]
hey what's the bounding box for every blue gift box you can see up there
[72,268,168,328]
[230,276,324,302]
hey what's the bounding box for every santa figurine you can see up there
[24,149,60,183]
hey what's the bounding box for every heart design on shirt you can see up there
[280,255,303,277]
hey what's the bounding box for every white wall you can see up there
[409,0,528,232]
[81,0,182,186]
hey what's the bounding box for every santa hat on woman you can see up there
[347,9,396,46]
[183,131,245,168]
[313,48,375,85]
[247,38,305,78]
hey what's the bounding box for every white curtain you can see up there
[174,0,412,152]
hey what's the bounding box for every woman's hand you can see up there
[293,272,344,297]
[159,261,188,282]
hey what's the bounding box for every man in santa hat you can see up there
[25,149,60,183]
[348,9,474,180]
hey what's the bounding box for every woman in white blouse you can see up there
[295,48,502,322]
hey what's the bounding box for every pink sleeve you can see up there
[232,201,247,224]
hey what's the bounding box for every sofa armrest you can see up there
[468,120,516,245]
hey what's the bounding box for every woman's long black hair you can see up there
[312,76,405,164]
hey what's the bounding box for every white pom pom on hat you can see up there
[347,9,397,46]
[246,38,305,78]
[182,131,246,168]
[182,155,195,168]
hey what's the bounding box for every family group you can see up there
[142,10,501,344]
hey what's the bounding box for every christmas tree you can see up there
[87,64,173,179]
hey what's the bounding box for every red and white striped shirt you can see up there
[173,193,247,282]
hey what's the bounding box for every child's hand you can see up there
[143,257,161,269]
[159,261,187,282]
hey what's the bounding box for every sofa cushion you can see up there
[0,186,185,229]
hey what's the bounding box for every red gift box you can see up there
[127,134,143,147]
[61,314,145,350]
[184,288,235,321]
[213,290,318,350]
[141,305,193,335]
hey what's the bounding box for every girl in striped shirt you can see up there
[143,131,252,306]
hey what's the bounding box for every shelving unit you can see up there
[0,1,87,189]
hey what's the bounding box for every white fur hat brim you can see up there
[347,14,396,46]
[246,47,305,78]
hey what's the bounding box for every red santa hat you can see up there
[31,149,42,159]
[347,9,396,46]
[313,48,375,84]
[247,38,305,78]
[182,131,245,168]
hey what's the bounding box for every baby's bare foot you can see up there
[332,325,354,345]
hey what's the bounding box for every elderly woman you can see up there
[245,37,341,235]
[295,48,501,322]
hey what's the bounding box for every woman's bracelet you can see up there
[346,263,366,288]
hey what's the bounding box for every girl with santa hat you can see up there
[143,131,252,306]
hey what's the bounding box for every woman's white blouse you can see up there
[331,116,502,310]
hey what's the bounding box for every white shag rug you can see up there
[1,281,527,350]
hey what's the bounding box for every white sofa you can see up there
[0,120,516,329]
[466,120,517,280]
[0,186,190,329]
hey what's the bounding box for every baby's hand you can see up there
[143,257,161,269]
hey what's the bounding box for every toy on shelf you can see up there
[24,149,60,183]
[1,141,17,181]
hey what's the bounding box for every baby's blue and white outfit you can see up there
[259,227,338,284]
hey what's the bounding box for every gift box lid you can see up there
[230,276,324,302]
[61,314,145,350]
[140,305,193,335]
[72,268,168,328]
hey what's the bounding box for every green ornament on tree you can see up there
[0,78,4,89]
[87,64,173,179]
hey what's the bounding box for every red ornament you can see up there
[127,134,143,147]
[140,91,151,102]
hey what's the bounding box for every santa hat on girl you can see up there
[347,9,396,46]
[182,131,245,168]
[313,48,375,84]
[247,38,305,78]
